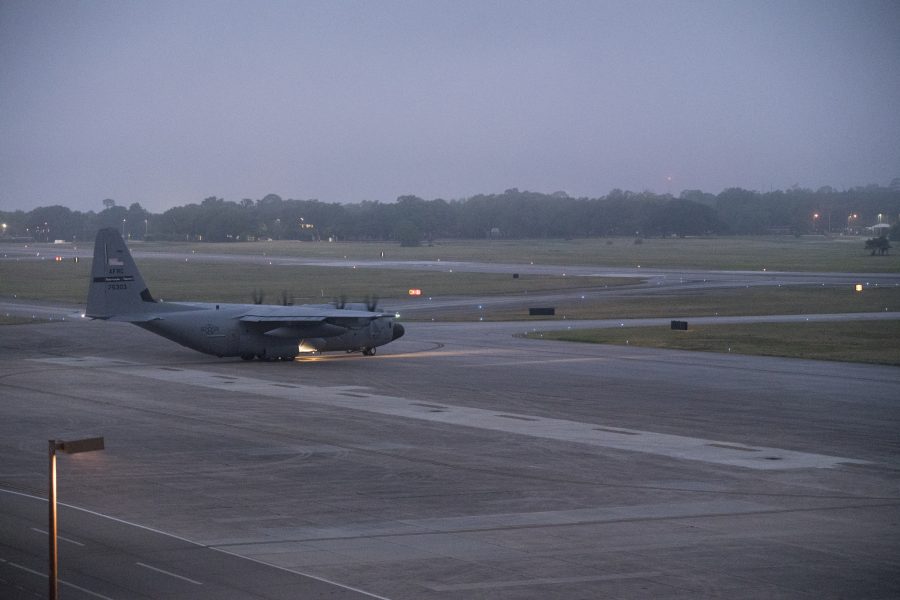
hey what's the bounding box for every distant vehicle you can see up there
[85,228,404,360]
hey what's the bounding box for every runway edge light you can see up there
[854,283,863,293]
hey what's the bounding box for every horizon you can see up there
[3,181,899,218]
[3,1,899,213]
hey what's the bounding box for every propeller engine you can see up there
[334,294,381,313]
[365,294,379,312]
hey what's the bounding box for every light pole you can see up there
[122,218,126,237]
[812,213,819,233]
[49,436,104,600]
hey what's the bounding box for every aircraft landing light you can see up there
[296,341,320,354]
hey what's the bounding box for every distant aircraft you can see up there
[85,228,404,360]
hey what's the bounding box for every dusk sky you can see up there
[2,1,899,213]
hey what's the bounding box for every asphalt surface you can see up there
[1,489,379,599]
[3,239,900,598]
[1,312,899,599]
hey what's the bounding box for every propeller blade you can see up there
[366,294,379,312]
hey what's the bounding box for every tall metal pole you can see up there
[49,440,58,600]
[46,436,104,599]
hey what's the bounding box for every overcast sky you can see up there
[2,1,899,213]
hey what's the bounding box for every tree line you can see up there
[2,182,899,244]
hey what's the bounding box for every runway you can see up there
[1,315,899,599]
[0,489,380,599]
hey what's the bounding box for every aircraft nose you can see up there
[392,323,405,340]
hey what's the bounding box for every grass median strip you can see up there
[0,315,50,325]
[0,259,633,305]
[144,236,900,273]
[528,320,900,366]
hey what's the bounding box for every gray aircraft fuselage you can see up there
[85,228,404,360]
[137,303,400,359]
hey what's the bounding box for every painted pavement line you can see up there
[87,361,869,471]
[135,561,204,585]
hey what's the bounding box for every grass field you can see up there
[130,235,900,272]
[0,258,633,305]
[2,254,898,315]
[3,240,898,364]
[0,315,48,325]
[528,321,900,366]
[406,285,900,321]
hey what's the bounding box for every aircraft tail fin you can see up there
[85,228,158,319]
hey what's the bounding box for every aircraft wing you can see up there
[236,305,392,338]
[239,315,327,323]
[237,306,387,322]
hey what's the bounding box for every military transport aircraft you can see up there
[85,228,404,360]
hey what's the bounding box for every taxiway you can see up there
[1,314,899,599]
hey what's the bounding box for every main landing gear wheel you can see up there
[362,347,376,356]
